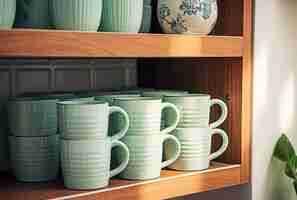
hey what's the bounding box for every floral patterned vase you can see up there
[157,0,217,35]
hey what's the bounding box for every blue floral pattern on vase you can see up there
[158,0,217,34]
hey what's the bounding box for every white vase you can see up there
[157,0,218,35]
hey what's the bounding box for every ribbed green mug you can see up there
[141,90,188,128]
[113,97,180,136]
[101,0,143,33]
[140,5,152,33]
[163,94,228,128]
[0,0,16,29]
[8,97,58,136]
[52,0,103,31]
[15,0,52,28]
[9,135,60,182]
[165,128,229,171]
[118,134,181,180]
[61,137,129,189]
[58,100,129,140]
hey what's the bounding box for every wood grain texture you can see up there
[241,0,253,183]
[0,29,243,58]
[0,163,241,200]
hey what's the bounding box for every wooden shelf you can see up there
[0,29,243,58]
[0,162,241,200]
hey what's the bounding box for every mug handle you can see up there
[209,129,229,161]
[160,103,180,134]
[110,140,129,178]
[161,134,181,168]
[209,99,228,129]
[109,106,130,141]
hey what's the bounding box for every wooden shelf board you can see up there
[0,29,243,58]
[0,162,241,200]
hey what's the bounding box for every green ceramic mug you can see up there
[140,5,152,33]
[8,97,58,136]
[9,135,60,182]
[163,94,228,128]
[118,134,180,180]
[101,0,143,32]
[113,97,180,136]
[0,0,16,29]
[57,100,129,140]
[165,128,229,171]
[52,0,103,31]
[141,90,189,98]
[141,90,188,128]
[61,137,129,189]
[15,0,52,28]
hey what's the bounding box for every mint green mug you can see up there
[113,97,180,136]
[163,94,228,128]
[61,138,129,189]
[141,90,188,128]
[9,135,60,182]
[8,97,58,136]
[165,128,229,171]
[52,0,103,31]
[15,0,52,28]
[101,0,143,32]
[0,0,16,29]
[58,101,129,140]
[118,134,180,180]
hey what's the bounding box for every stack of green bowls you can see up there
[8,97,59,182]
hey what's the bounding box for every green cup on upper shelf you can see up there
[8,97,58,137]
[52,0,103,31]
[0,0,16,29]
[101,0,143,33]
[140,5,152,33]
[15,0,52,28]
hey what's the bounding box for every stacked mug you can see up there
[8,97,60,182]
[58,100,130,189]
[163,93,229,171]
[111,96,182,180]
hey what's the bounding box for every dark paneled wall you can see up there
[0,59,137,96]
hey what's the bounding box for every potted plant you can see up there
[273,134,297,194]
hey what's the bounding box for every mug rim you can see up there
[57,100,107,106]
[113,97,162,101]
[9,96,58,102]
[163,93,211,98]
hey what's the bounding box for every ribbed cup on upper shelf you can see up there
[0,0,16,29]
[101,0,143,33]
[52,0,102,31]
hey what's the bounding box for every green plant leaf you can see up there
[285,155,297,179]
[273,134,296,162]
